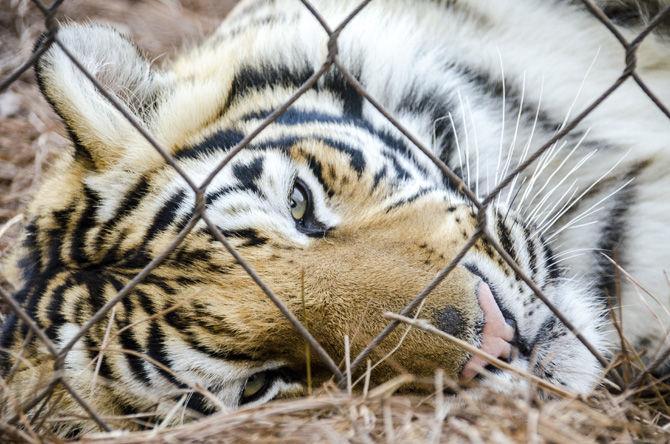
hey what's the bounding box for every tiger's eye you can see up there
[242,372,268,400]
[290,183,308,221]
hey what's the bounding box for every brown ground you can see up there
[0,1,669,442]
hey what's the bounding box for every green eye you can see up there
[288,179,328,236]
[290,181,309,221]
[241,372,270,403]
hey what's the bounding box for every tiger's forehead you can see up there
[156,72,446,188]
[147,1,465,187]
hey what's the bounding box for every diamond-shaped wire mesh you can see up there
[0,0,669,437]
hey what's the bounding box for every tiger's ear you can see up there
[35,24,167,170]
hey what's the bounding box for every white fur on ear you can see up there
[36,24,167,169]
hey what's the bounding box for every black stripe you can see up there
[183,332,257,362]
[433,102,456,167]
[163,304,257,361]
[190,302,238,337]
[322,67,363,118]
[135,288,156,316]
[84,333,114,380]
[594,182,635,304]
[48,206,72,268]
[22,214,70,329]
[243,107,419,175]
[80,270,108,322]
[451,61,617,168]
[173,184,249,232]
[70,187,100,265]
[68,271,115,380]
[96,176,150,249]
[385,187,436,212]
[2,255,64,362]
[542,242,561,282]
[173,248,212,267]
[141,190,187,247]
[0,314,19,373]
[99,233,126,266]
[219,63,315,117]
[205,185,246,206]
[233,157,265,195]
[496,215,518,264]
[141,276,178,296]
[531,316,558,350]
[398,85,456,165]
[381,151,412,181]
[282,135,367,175]
[184,392,217,415]
[108,277,153,384]
[146,321,182,386]
[372,166,388,190]
[43,280,71,341]
[174,129,244,161]
[303,152,333,198]
[218,228,268,247]
[17,221,42,284]
[523,227,538,280]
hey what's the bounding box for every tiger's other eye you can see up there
[241,372,270,403]
[290,182,308,221]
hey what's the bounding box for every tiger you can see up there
[1,0,669,436]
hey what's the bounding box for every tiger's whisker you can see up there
[557,47,601,131]
[539,150,632,238]
[504,74,545,206]
[522,140,573,217]
[515,141,565,214]
[447,112,465,180]
[456,89,471,189]
[526,143,596,224]
[545,176,634,241]
[532,182,579,231]
[513,47,599,215]
[563,220,601,230]
[495,47,506,191]
[551,247,606,260]
[499,70,527,198]
[464,96,480,198]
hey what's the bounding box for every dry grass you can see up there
[73,386,670,443]
[0,0,669,442]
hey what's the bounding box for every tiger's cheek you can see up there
[189,202,484,381]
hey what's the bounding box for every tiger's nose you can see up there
[460,281,515,380]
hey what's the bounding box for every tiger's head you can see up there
[2,21,606,424]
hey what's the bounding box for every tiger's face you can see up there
[3,21,605,420]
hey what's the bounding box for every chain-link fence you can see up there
[0,0,669,438]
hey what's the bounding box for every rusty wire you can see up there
[0,0,669,436]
